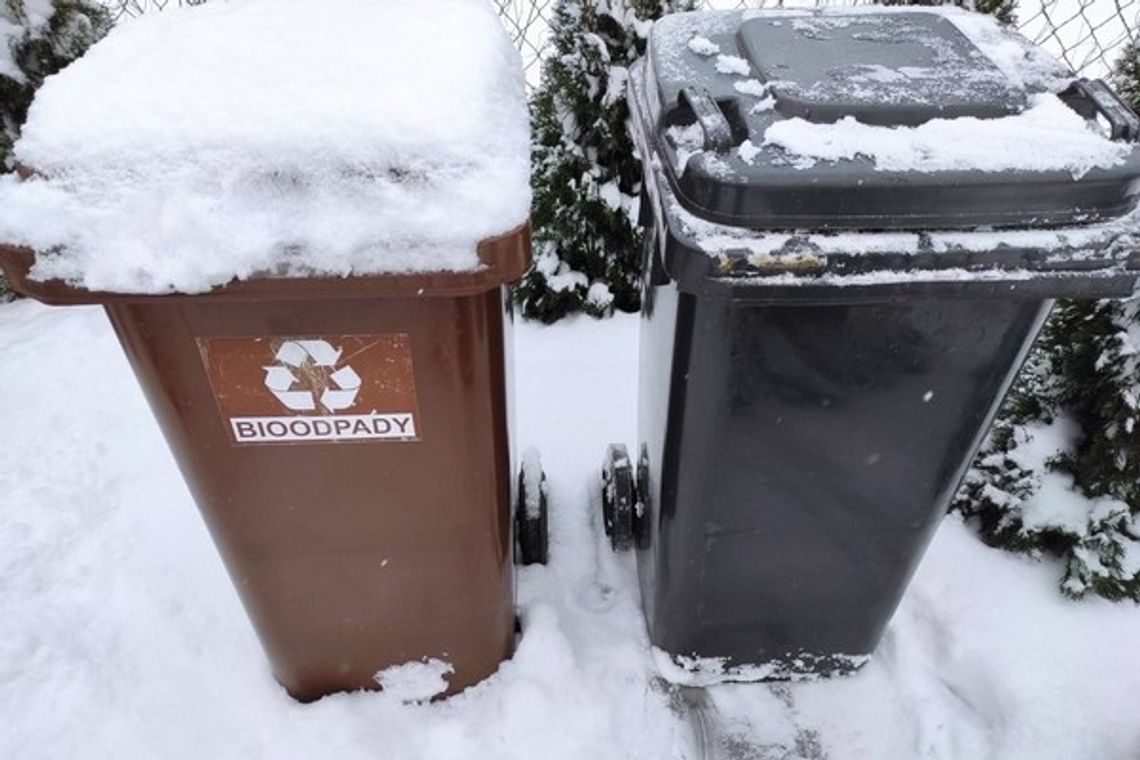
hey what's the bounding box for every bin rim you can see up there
[0,223,532,306]
[627,60,1140,300]
[652,177,1140,301]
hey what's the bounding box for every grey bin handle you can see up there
[679,87,734,152]
[1059,79,1140,142]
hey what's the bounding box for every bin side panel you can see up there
[640,292,1049,672]
[103,290,515,701]
[636,274,685,630]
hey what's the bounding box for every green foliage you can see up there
[952,342,1059,549]
[954,297,1140,602]
[1061,501,1140,602]
[1049,299,1140,509]
[2,1,111,167]
[1037,299,1140,603]
[1,0,110,301]
[1113,39,1140,112]
[517,0,696,324]
[949,31,1140,604]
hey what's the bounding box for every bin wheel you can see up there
[602,444,635,552]
[516,450,549,566]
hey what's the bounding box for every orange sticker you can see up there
[197,335,420,445]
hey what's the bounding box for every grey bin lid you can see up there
[641,10,1140,231]
[740,14,1024,126]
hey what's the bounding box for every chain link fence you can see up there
[1018,0,1138,75]
[102,0,207,17]
[101,0,1138,80]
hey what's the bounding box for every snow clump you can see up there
[687,34,719,57]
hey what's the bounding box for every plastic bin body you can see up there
[628,8,1140,678]
[0,227,529,701]
[637,282,1050,673]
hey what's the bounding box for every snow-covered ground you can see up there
[1,302,1139,759]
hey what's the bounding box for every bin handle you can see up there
[678,87,734,152]
[641,224,669,287]
[1058,79,1140,142]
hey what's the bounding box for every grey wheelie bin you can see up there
[602,8,1140,681]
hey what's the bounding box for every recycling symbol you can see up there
[263,340,362,413]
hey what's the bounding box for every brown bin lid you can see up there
[0,223,531,305]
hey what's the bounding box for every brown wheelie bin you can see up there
[0,227,532,701]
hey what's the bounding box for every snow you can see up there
[0,0,55,82]
[655,649,871,689]
[586,281,614,310]
[0,16,21,82]
[998,416,1140,577]
[751,96,777,114]
[736,139,762,165]
[2,301,1140,759]
[664,122,706,174]
[768,16,1027,115]
[686,34,718,58]
[18,0,53,25]
[597,179,623,213]
[946,8,1073,91]
[651,8,745,84]
[732,78,769,97]
[375,659,455,703]
[762,93,1130,177]
[646,6,1140,218]
[533,247,589,293]
[848,63,909,84]
[1010,418,1090,536]
[602,65,630,109]
[656,8,1128,179]
[521,448,545,520]
[703,516,1140,759]
[0,0,531,294]
[660,5,1078,99]
[714,54,750,76]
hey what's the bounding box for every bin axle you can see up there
[601,444,650,552]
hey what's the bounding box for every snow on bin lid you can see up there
[644,8,1140,231]
[737,13,1025,126]
[0,0,530,294]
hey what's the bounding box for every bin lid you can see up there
[738,13,1024,127]
[0,0,531,297]
[642,9,1140,231]
[0,224,532,305]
